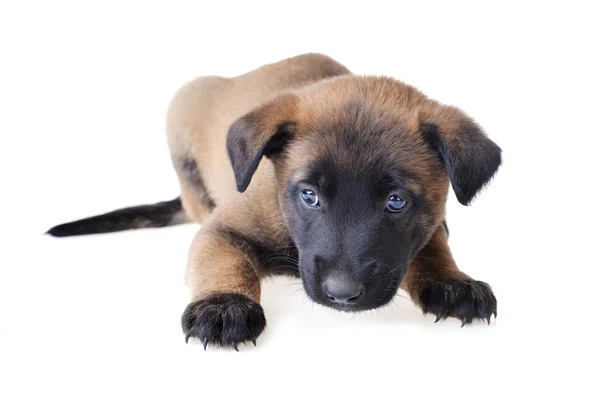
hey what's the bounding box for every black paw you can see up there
[419,279,497,326]
[181,293,266,351]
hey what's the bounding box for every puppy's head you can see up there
[227,76,501,311]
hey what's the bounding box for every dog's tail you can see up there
[46,197,190,237]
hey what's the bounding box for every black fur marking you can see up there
[180,157,216,211]
[419,278,497,326]
[421,123,446,166]
[442,220,449,236]
[181,293,266,350]
[218,228,299,277]
[227,118,295,192]
[264,122,295,157]
[285,151,434,311]
[46,197,185,237]
[421,122,502,205]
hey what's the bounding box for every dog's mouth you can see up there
[300,279,399,312]
[298,261,408,313]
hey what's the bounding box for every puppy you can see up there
[48,53,501,350]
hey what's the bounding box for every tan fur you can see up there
[167,54,352,300]
[167,53,486,314]
[186,228,261,302]
[166,53,350,216]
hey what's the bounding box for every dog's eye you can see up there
[300,189,320,207]
[386,195,407,213]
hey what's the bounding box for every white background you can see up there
[1,1,598,399]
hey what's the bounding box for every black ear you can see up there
[421,106,502,205]
[226,94,298,192]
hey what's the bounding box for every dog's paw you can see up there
[181,293,266,351]
[418,279,497,326]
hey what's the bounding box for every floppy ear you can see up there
[226,93,299,192]
[421,105,502,205]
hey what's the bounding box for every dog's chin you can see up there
[302,282,401,313]
[298,264,406,312]
[321,300,385,313]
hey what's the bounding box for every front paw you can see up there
[181,293,266,351]
[418,279,497,326]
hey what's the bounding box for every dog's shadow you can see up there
[260,276,438,328]
[194,276,493,351]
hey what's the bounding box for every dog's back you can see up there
[167,54,351,222]
[46,54,350,236]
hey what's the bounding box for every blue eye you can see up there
[300,189,319,207]
[386,195,407,213]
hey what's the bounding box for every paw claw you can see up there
[419,279,496,328]
[181,293,266,351]
[251,338,257,346]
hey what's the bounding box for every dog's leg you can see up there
[402,223,497,326]
[181,226,266,350]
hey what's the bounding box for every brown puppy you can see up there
[48,53,501,350]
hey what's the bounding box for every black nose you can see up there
[323,277,364,305]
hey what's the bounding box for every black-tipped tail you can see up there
[46,197,189,237]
